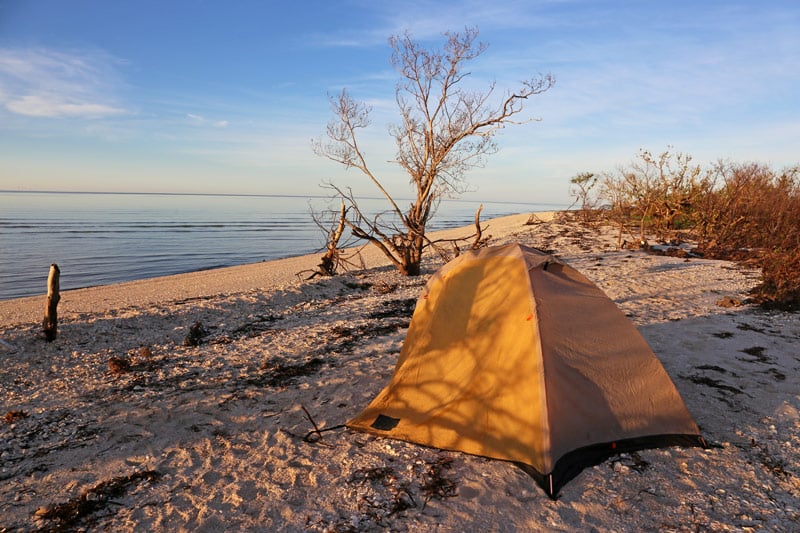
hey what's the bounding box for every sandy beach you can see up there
[1,212,798,532]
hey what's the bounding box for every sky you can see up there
[0,0,798,205]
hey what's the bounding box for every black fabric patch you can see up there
[370,414,400,431]
[517,433,708,500]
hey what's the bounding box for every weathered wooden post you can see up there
[42,263,60,341]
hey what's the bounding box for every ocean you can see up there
[0,191,562,301]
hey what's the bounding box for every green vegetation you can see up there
[574,148,800,309]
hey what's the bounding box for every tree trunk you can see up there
[399,231,425,276]
[317,201,348,276]
[42,263,60,342]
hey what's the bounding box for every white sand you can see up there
[1,213,798,532]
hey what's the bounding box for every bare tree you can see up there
[568,172,599,223]
[600,148,703,246]
[313,28,554,275]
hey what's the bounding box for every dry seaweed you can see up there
[256,357,326,387]
[420,456,457,502]
[107,356,131,375]
[349,466,397,485]
[324,322,407,354]
[182,321,208,347]
[345,465,416,522]
[4,410,29,424]
[695,364,734,376]
[371,281,399,295]
[34,470,160,531]
[682,374,744,395]
[366,298,417,320]
[739,346,771,364]
[229,314,280,338]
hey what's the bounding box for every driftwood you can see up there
[318,201,348,276]
[303,201,365,279]
[42,263,60,342]
[471,204,489,250]
[438,205,490,261]
[35,470,161,529]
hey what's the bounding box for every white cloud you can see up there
[185,113,229,128]
[0,47,128,118]
[6,94,125,118]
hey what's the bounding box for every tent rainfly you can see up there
[348,243,706,498]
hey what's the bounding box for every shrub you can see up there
[590,150,800,309]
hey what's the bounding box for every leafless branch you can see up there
[313,28,553,275]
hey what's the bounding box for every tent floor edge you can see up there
[514,463,559,500]
[515,433,707,499]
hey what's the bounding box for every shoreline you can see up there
[0,212,551,329]
[1,191,564,302]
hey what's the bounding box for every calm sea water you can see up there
[0,191,562,301]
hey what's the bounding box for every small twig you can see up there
[0,338,17,351]
[301,405,322,440]
[300,404,345,444]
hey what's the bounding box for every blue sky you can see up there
[0,0,798,204]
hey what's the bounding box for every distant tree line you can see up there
[571,148,800,309]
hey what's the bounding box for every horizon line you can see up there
[0,189,567,207]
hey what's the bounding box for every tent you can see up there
[347,243,705,498]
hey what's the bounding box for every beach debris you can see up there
[304,201,368,279]
[736,322,767,334]
[610,452,651,473]
[108,356,131,375]
[325,322,406,354]
[420,456,458,504]
[318,200,348,277]
[366,298,416,321]
[0,338,18,352]
[739,346,771,364]
[256,357,326,387]
[696,364,733,375]
[33,470,161,530]
[371,281,398,294]
[470,204,490,250]
[681,374,744,396]
[328,454,457,529]
[183,320,209,346]
[42,263,60,342]
[229,314,279,338]
[339,464,416,528]
[301,404,346,443]
[4,410,29,424]
[716,296,743,308]
[645,241,700,259]
[129,345,163,372]
[342,279,372,291]
[352,465,416,512]
[525,212,548,225]
[749,438,793,480]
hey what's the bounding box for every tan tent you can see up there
[348,243,705,498]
